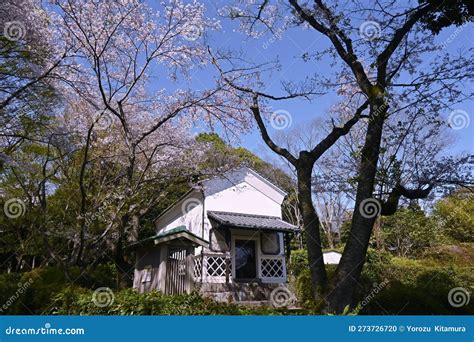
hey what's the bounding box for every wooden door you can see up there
[165,247,189,295]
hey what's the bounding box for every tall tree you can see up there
[218,0,473,311]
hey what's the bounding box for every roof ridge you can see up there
[208,210,283,220]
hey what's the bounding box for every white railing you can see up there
[195,252,231,283]
[193,255,202,280]
[260,255,286,283]
[194,253,286,284]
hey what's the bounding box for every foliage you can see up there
[380,204,442,257]
[418,0,474,34]
[432,190,474,242]
[51,288,301,315]
[0,265,116,314]
[292,244,473,314]
[360,256,474,315]
[357,246,474,314]
[288,249,308,278]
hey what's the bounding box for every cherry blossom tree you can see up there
[49,0,254,286]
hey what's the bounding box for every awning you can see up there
[207,211,299,233]
[127,225,209,249]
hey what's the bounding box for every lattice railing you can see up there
[260,256,286,282]
[193,255,202,280]
[195,253,285,283]
[206,256,227,277]
[199,252,231,283]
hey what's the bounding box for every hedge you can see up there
[50,288,303,315]
[290,248,474,314]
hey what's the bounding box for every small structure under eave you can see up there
[130,166,299,302]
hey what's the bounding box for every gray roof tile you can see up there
[207,211,299,232]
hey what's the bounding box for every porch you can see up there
[194,211,298,289]
[193,251,287,284]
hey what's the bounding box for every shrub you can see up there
[0,265,117,314]
[51,288,301,315]
[288,249,308,278]
[359,258,474,315]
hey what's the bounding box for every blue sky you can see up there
[161,1,474,164]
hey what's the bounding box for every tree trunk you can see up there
[114,237,133,289]
[327,101,386,313]
[296,164,327,302]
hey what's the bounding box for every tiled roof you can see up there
[127,225,208,249]
[207,211,299,232]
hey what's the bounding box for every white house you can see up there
[131,166,298,302]
[323,251,342,264]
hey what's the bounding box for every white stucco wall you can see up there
[155,190,204,238]
[154,167,288,243]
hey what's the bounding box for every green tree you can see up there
[433,190,474,242]
[380,204,439,257]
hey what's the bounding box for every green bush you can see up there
[288,249,308,278]
[0,272,22,314]
[295,269,314,308]
[360,248,393,285]
[0,265,117,314]
[51,288,300,315]
[359,257,474,315]
[289,247,473,315]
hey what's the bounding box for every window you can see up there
[210,229,228,252]
[261,232,281,255]
[234,239,257,279]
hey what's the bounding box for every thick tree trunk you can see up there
[296,164,327,302]
[327,102,386,313]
